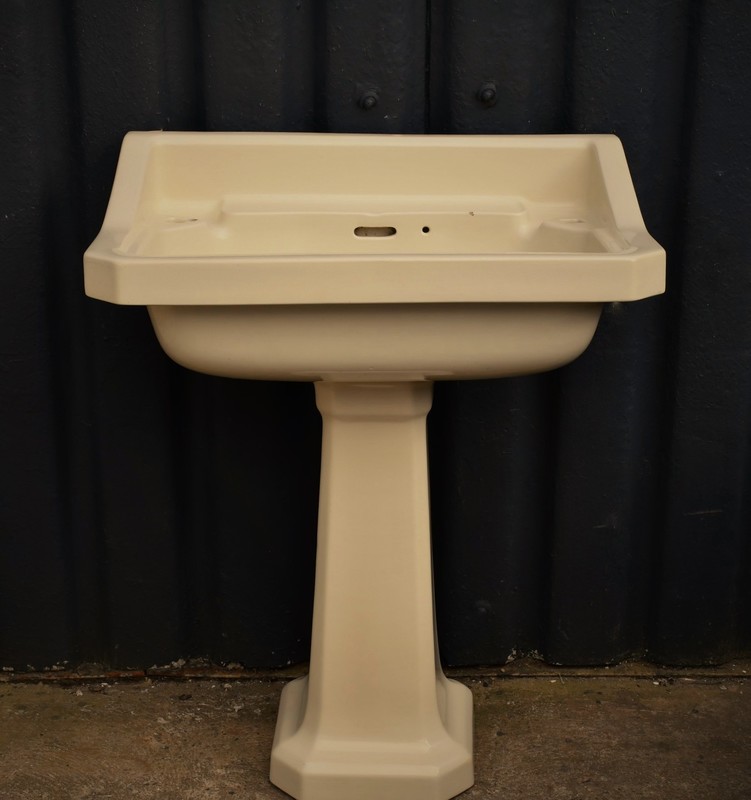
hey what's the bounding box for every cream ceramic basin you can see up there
[83,131,665,800]
[84,131,665,382]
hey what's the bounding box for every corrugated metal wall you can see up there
[1,0,749,671]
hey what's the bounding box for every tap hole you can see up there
[422,226,430,233]
[354,226,396,237]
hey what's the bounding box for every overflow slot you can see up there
[354,226,397,237]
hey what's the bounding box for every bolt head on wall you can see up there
[476,82,497,108]
[357,89,379,110]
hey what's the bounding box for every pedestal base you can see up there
[271,674,473,800]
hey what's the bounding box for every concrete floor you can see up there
[1,661,749,799]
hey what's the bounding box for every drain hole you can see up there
[354,226,397,237]
[422,226,430,233]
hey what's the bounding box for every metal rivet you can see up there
[476,82,497,107]
[358,90,379,110]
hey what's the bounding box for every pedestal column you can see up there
[270,382,473,800]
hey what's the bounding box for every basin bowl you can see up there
[148,302,601,381]
[85,131,664,381]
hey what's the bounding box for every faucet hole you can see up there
[422,226,430,233]
[354,226,397,237]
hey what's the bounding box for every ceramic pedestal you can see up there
[270,382,473,800]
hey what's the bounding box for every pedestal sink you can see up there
[84,131,665,800]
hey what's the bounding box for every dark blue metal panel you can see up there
[428,0,569,665]
[70,0,201,666]
[430,0,569,133]
[185,0,427,670]
[319,0,427,133]
[191,1,322,669]
[199,0,317,131]
[652,1,751,664]
[547,0,691,665]
[0,0,748,671]
[430,379,555,664]
[0,0,75,670]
